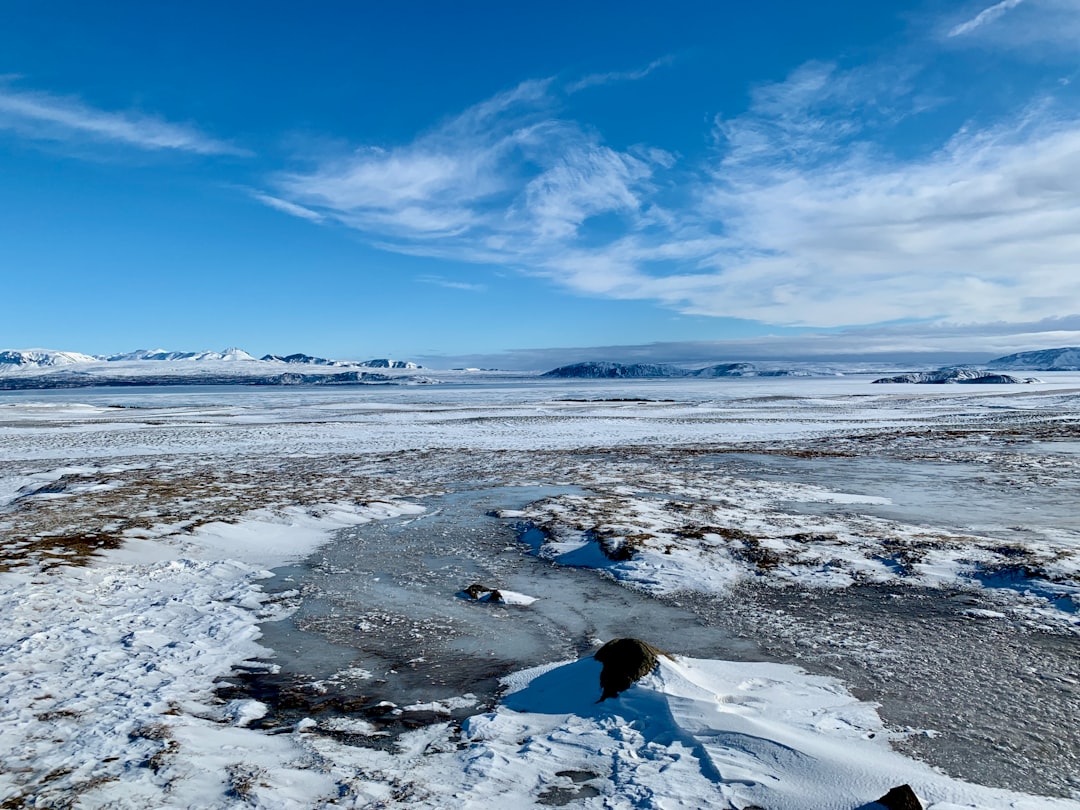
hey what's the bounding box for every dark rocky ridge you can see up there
[542,361,808,379]
[872,366,1039,385]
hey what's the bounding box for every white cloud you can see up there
[685,97,1080,327]
[948,0,1025,37]
[943,0,1080,48]
[0,82,247,156]
[416,275,486,292]
[273,80,556,239]
[249,191,324,222]
[566,57,674,94]
[269,78,668,252]
[264,60,1080,333]
[521,145,655,239]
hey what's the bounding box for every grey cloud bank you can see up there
[416,319,1080,371]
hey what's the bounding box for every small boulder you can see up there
[461,583,504,604]
[876,784,922,810]
[594,638,666,701]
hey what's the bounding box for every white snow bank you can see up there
[0,557,340,807]
[452,654,1080,810]
[116,500,426,567]
[0,497,425,807]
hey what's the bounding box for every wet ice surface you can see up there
[248,486,756,734]
[249,477,1080,797]
[723,450,1080,541]
[681,584,1080,799]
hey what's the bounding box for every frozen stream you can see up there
[239,486,757,735]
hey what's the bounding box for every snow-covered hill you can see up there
[0,349,99,367]
[872,366,1038,384]
[988,347,1080,371]
[105,347,258,362]
[542,361,812,379]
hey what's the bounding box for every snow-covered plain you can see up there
[2,375,1079,808]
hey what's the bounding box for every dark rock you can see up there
[594,638,665,701]
[461,583,503,603]
[875,784,922,810]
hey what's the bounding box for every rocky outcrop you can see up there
[594,638,666,701]
[874,784,922,810]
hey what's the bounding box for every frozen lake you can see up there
[2,379,1079,807]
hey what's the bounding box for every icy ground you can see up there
[1,376,1079,808]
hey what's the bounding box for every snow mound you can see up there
[464,653,1078,810]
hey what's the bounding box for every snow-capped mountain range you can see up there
[0,347,420,370]
[103,348,260,363]
[0,347,427,389]
[2,345,1079,390]
[0,349,100,367]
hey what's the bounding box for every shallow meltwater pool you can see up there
[239,486,757,734]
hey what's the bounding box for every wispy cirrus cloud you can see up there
[0,81,248,156]
[942,0,1080,48]
[416,274,486,292]
[566,56,674,94]
[262,41,1080,333]
[948,0,1025,37]
[270,77,668,252]
[248,191,325,222]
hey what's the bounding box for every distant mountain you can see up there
[690,363,755,377]
[261,353,350,366]
[873,367,1038,385]
[0,349,98,367]
[362,358,421,369]
[542,361,811,379]
[987,347,1080,371]
[105,348,257,362]
[0,346,428,389]
[542,362,688,378]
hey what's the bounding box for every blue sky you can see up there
[2,0,1079,367]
